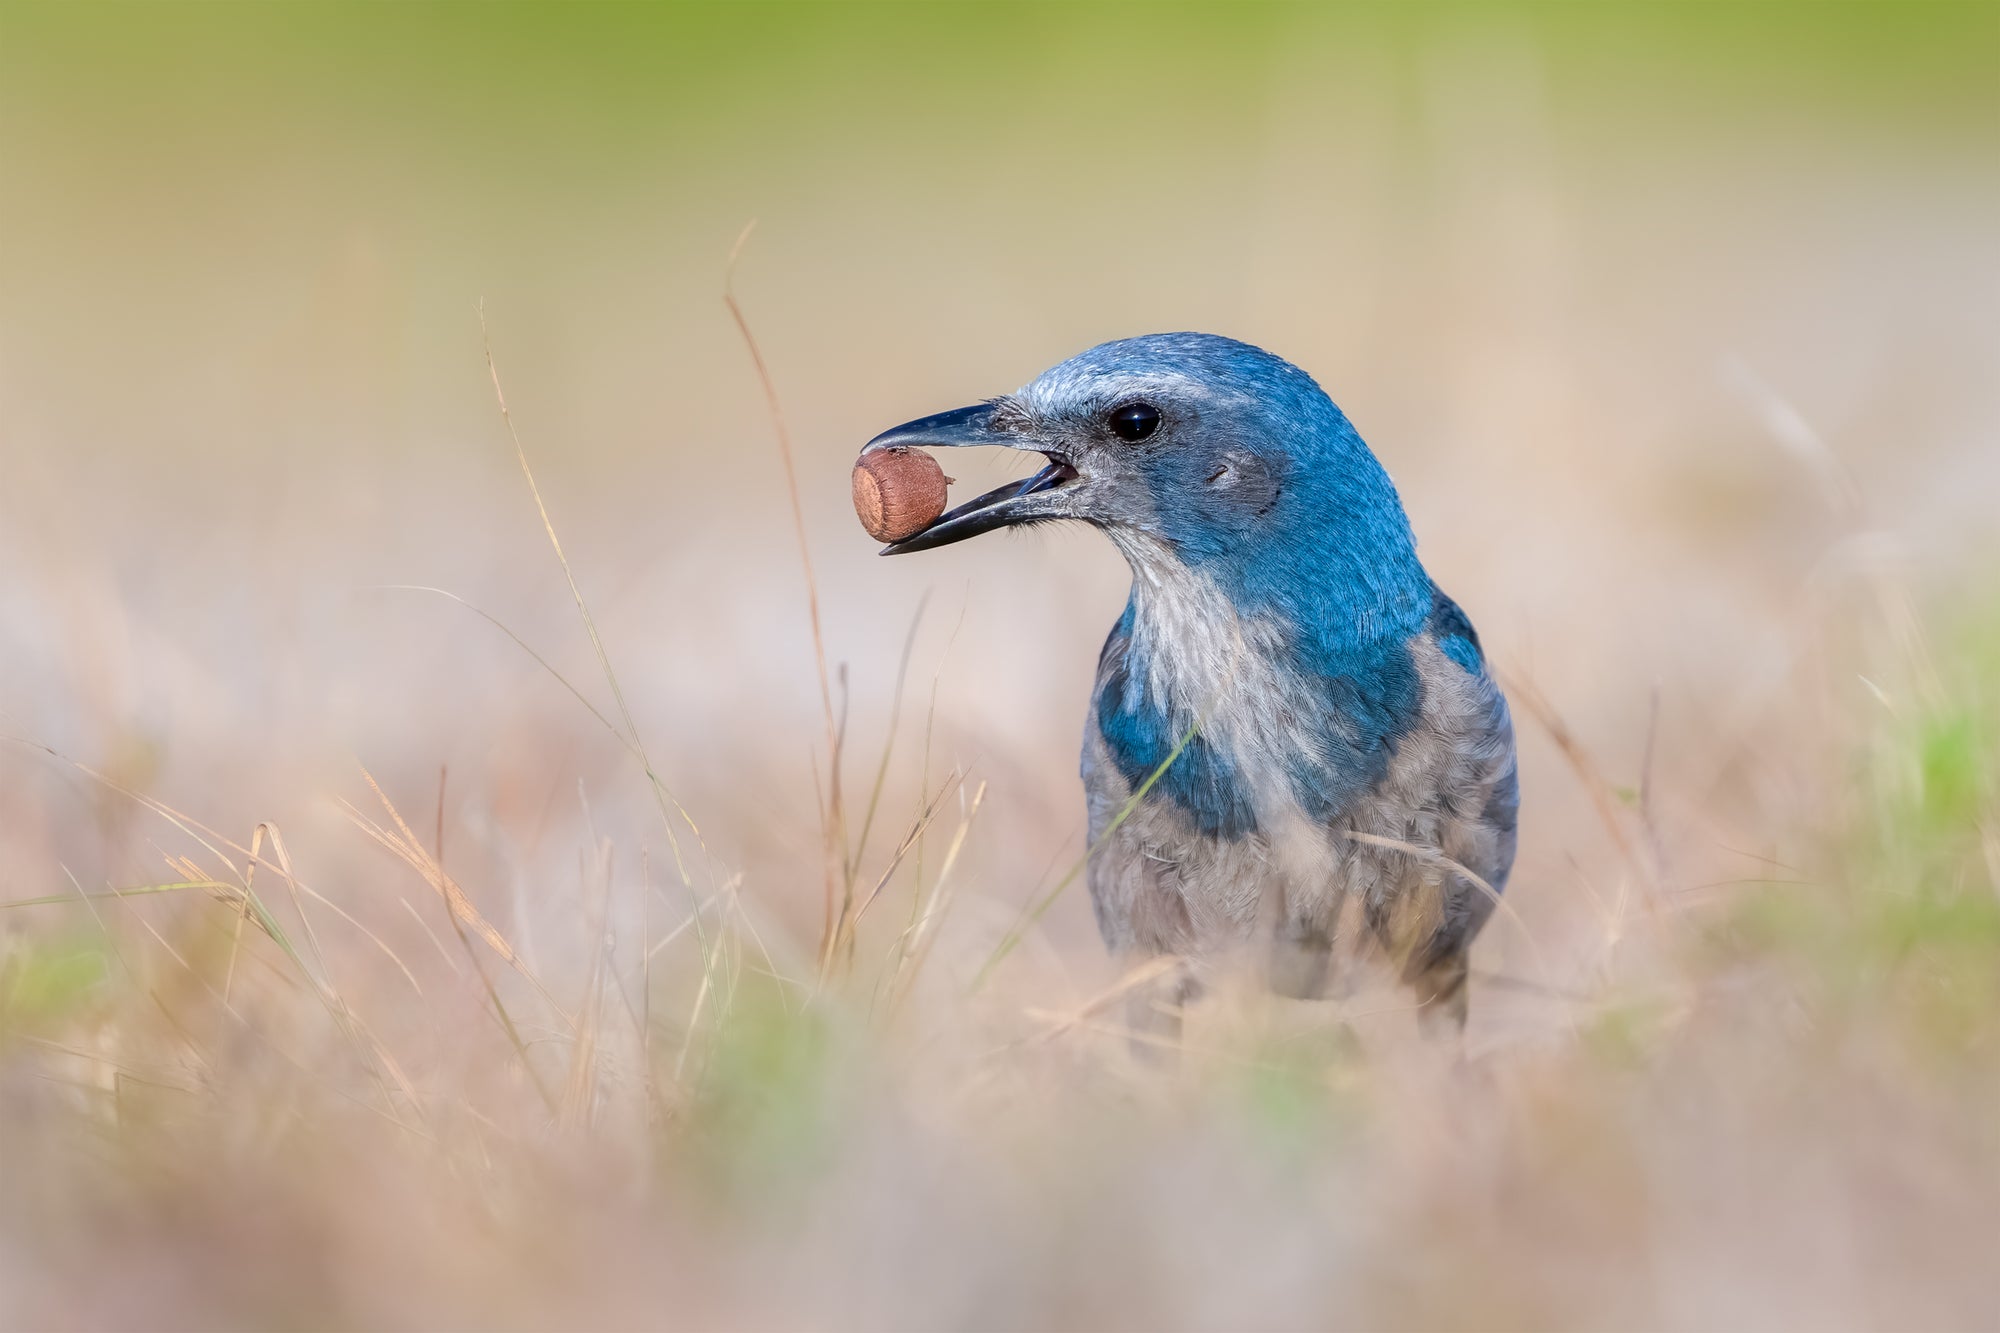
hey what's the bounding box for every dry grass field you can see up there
[1,5,1997,1329]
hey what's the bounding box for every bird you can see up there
[862,333,1518,1038]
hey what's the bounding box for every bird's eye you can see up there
[1108,402,1161,442]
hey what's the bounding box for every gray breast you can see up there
[1082,630,1517,986]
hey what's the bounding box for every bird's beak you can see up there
[860,402,1080,555]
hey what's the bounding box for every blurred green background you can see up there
[7,1,1996,470]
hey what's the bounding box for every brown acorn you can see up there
[852,448,949,543]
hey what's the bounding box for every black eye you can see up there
[1108,401,1161,442]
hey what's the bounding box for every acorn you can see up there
[852,448,950,543]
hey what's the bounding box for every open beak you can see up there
[860,403,1079,555]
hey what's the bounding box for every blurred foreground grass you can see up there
[0,546,1995,1330]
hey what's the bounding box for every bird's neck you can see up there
[1110,530,1431,712]
[1098,541,1429,832]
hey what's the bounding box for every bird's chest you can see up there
[1085,582,1448,944]
[1091,585,1295,841]
[1089,581,1423,836]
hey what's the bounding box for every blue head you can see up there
[865,333,1434,656]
